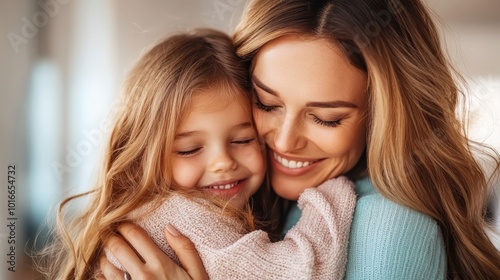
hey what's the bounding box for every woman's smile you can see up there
[270,149,324,176]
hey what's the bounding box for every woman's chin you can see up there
[270,170,342,200]
[271,177,309,200]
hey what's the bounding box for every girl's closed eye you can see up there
[232,137,256,145]
[176,147,202,156]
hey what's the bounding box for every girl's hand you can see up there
[98,223,208,280]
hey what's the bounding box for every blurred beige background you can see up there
[0,0,499,279]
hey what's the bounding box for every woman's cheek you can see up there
[237,144,266,176]
[252,108,268,136]
[313,124,365,155]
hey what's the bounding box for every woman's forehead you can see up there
[252,35,368,104]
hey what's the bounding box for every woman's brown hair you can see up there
[234,0,500,278]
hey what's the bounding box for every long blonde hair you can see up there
[37,28,259,279]
[234,0,500,278]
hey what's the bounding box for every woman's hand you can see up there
[98,223,208,280]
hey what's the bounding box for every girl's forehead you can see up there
[175,89,254,134]
[180,89,251,121]
[190,85,250,107]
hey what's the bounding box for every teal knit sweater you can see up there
[283,177,446,279]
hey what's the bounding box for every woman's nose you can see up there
[209,148,237,173]
[273,116,306,153]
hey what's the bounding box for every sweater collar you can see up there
[354,176,377,197]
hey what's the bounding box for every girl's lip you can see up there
[202,178,240,188]
[201,179,247,197]
[269,150,324,177]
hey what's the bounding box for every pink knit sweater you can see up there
[107,176,356,279]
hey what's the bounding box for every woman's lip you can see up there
[269,152,324,176]
[270,149,321,162]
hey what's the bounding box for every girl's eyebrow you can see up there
[175,122,253,140]
[252,75,357,109]
[175,131,199,140]
[234,122,253,130]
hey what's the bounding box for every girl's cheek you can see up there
[171,160,199,189]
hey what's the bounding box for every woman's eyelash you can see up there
[254,95,277,112]
[254,90,343,127]
[313,116,342,127]
[176,147,201,156]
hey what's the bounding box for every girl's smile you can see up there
[201,178,248,197]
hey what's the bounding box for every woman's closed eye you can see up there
[312,115,343,127]
[254,95,278,112]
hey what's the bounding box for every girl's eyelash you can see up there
[254,95,277,112]
[176,138,254,156]
[313,116,342,127]
[232,138,255,145]
[176,147,201,156]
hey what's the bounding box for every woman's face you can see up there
[252,35,368,200]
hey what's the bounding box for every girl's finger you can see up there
[164,223,209,280]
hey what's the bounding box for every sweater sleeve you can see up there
[107,176,356,280]
[344,192,446,280]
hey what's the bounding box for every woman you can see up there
[100,0,500,279]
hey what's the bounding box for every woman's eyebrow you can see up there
[252,75,279,97]
[306,101,357,108]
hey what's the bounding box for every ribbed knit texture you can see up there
[107,176,356,279]
[285,177,447,279]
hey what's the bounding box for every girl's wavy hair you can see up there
[36,28,267,279]
[234,0,500,279]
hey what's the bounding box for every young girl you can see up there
[40,28,356,279]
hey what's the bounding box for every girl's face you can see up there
[171,88,265,208]
[252,35,368,200]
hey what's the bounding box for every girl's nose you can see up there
[209,148,237,173]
